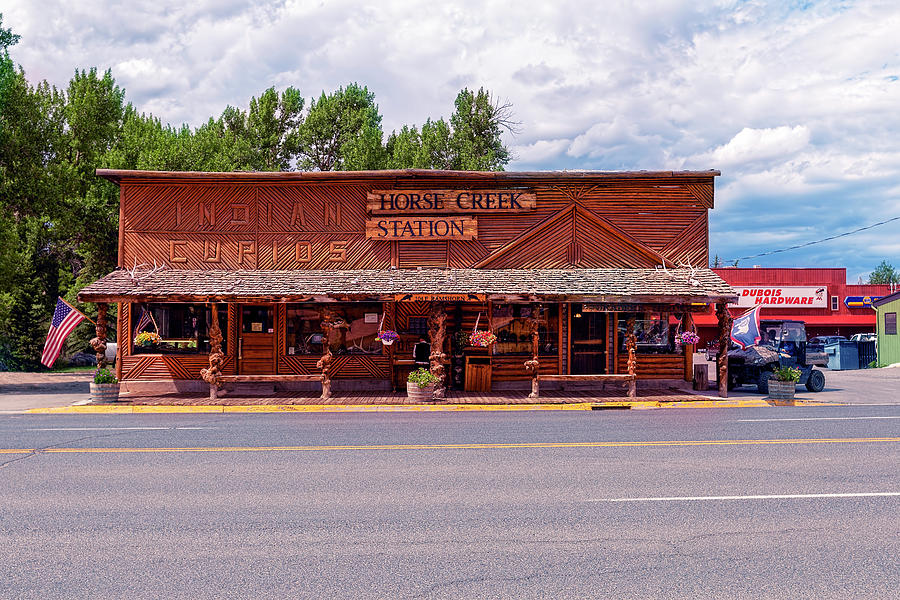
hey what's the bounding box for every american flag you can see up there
[40,298,87,368]
[133,306,152,339]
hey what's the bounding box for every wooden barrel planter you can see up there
[767,379,796,401]
[90,382,121,404]
[405,382,435,403]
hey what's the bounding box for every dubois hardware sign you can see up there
[732,286,828,308]
[364,189,535,241]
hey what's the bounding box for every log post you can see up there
[683,311,694,382]
[525,304,541,398]
[200,304,224,401]
[626,316,637,399]
[316,309,336,400]
[89,303,109,369]
[716,302,732,398]
[427,302,448,399]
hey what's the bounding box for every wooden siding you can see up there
[122,354,235,380]
[278,354,390,379]
[492,355,560,381]
[615,354,684,379]
[877,300,900,365]
[119,174,713,271]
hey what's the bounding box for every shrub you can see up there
[773,366,801,383]
[407,367,437,388]
[93,367,118,384]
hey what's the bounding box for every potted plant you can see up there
[90,367,120,404]
[767,366,801,400]
[376,330,399,346]
[406,367,438,403]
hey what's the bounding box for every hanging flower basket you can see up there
[376,330,399,346]
[675,331,700,346]
[134,331,160,348]
[470,330,497,347]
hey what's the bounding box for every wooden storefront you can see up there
[78,169,738,398]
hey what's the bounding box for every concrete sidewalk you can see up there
[3,365,897,413]
[694,354,900,405]
[0,372,92,413]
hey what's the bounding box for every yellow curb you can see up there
[25,405,135,414]
[21,398,827,414]
[132,405,224,413]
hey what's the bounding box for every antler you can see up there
[126,258,167,285]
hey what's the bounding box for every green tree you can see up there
[385,89,512,171]
[0,33,70,368]
[449,87,514,171]
[0,13,18,50]
[868,260,900,284]
[298,83,385,171]
[385,125,422,168]
[220,86,304,171]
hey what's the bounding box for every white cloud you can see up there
[3,0,900,277]
[699,125,811,168]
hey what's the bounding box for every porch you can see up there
[117,387,706,406]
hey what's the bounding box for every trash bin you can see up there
[824,340,859,371]
[857,340,877,368]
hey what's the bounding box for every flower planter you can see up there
[380,339,394,346]
[767,378,796,401]
[405,381,435,403]
[90,382,120,404]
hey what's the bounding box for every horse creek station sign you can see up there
[77,168,739,401]
[365,189,537,240]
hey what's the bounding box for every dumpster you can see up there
[824,340,859,370]
[857,340,877,368]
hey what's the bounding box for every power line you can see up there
[728,214,900,262]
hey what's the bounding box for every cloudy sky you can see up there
[4,0,900,281]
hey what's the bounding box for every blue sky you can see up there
[4,0,899,282]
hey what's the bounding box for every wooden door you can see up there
[239,304,276,375]
[571,304,607,374]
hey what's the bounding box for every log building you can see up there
[78,169,738,398]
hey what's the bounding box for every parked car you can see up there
[808,335,848,346]
[849,333,876,342]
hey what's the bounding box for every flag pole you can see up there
[59,297,96,326]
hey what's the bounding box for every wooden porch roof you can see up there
[78,268,738,304]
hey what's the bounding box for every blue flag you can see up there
[730,306,762,350]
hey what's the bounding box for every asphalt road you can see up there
[2,406,899,599]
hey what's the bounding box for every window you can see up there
[831,296,839,311]
[491,304,559,356]
[618,312,672,354]
[285,303,383,355]
[131,303,227,354]
[886,312,897,335]
[242,306,272,333]
[407,317,429,337]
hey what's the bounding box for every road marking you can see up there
[0,436,897,455]
[589,492,900,502]
[24,427,215,431]
[736,416,900,422]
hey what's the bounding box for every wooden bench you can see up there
[214,374,326,400]
[533,374,636,398]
